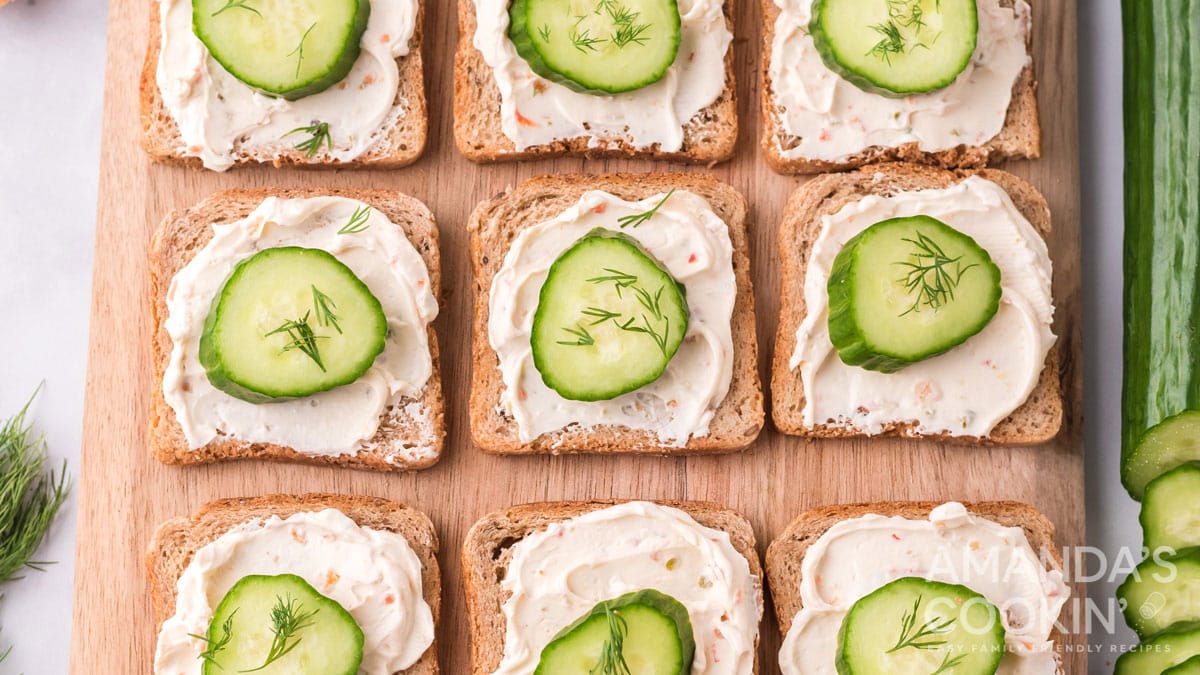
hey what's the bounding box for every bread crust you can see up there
[452,0,738,164]
[148,188,445,471]
[758,0,1041,174]
[467,173,764,455]
[139,0,428,169]
[462,500,763,674]
[764,500,1065,666]
[145,493,441,675]
[770,162,1063,444]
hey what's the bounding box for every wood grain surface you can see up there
[70,0,1086,672]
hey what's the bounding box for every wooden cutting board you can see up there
[70,0,1086,671]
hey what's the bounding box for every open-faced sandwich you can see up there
[454,0,737,163]
[464,500,763,674]
[766,501,1070,674]
[761,0,1040,173]
[150,188,444,471]
[142,0,427,171]
[468,173,763,454]
[148,494,440,674]
[772,163,1061,443]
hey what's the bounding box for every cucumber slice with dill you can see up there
[531,229,688,402]
[199,246,387,403]
[192,0,369,100]
[509,0,681,94]
[827,215,1002,373]
[810,0,978,97]
[198,574,363,674]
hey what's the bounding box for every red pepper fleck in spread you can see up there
[592,203,607,214]
[515,111,538,128]
[381,33,391,43]
[891,533,901,541]
[325,570,340,590]
[819,129,832,142]
[532,80,548,95]
[688,253,698,263]
[385,594,396,604]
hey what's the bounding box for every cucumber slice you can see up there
[810,0,978,97]
[1118,550,1200,638]
[199,246,387,403]
[192,0,369,100]
[531,229,689,401]
[836,577,1004,675]
[509,0,681,94]
[535,589,695,675]
[198,574,363,674]
[1142,463,1200,553]
[827,215,1002,373]
[1123,411,1200,500]
[1167,655,1200,674]
[1114,621,1200,674]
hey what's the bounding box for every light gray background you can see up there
[0,0,1141,672]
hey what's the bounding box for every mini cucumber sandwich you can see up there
[144,0,427,171]
[148,494,440,675]
[766,501,1069,675]
[469,173,764,455]
[761,0,1039,173]
[151,189,444,471]
[463,500,763,675]
[455,0,736,163]
[772,163,1061,444]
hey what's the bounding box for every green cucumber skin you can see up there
[827,216,1002,373]
[508,0,681,95]
[534,589,695,675]
[198,247,387,403]
[1166,655,1200,674]
[1114,621,1200,674]
[809,0,978,98]
[1141,463,1200,553]
[1121,0,1200,498]
[192,0,369,100]
[1117,549,1200,638]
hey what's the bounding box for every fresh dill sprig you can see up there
[267,312,328,372]
[887,595,957,653]
[590,605,633,675]
[617,189,676,228]
[0,386,70,585]
[615,283,671,356]
[311,286,342,335]
[558,324,597,347]
[242,595,319,672]
[284,121,332,158]
[570,27,606,52]
[868,0,938,62]
[931,651,969,675]
[895,232,978,316]
[188,609,237,667]
[581,306,622,325]
[569,275,672,356]
[211,0,261,18]
[537,23,551,42]
[611,21,651,48]
[338,205,371,235]
[586,269,639,298]
[286,22,318,78]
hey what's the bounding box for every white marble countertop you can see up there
[0,0,1139,672]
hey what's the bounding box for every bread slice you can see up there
[770,163,1062,444]
[765,501,1065,664]
[468,173,764,454]
[463,500,763,674]
[453,0,737,163]
[139,0,427,169]
[759,0,1041,174]
[146,493,440,675]
[149,187,445,471]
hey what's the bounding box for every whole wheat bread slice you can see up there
[140,0,428,169]
[453,0,738,164]
[765,501,1065,667]
[146,493,441,675]
[468,173,764,455]
[462,500,763,674]
[770,163,1062,444]
[149,188,445,471]
[759,0,1041,174]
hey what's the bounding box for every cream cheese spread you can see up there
[472,0,732,151]
[778,502,1069,675]
[163,196,438,458]
[488,189,737,446]
[493,501,761,674]
[768,0,1031,162]
[788,176,1055,437]
[156,0,417,171]
[153,509,435,675]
